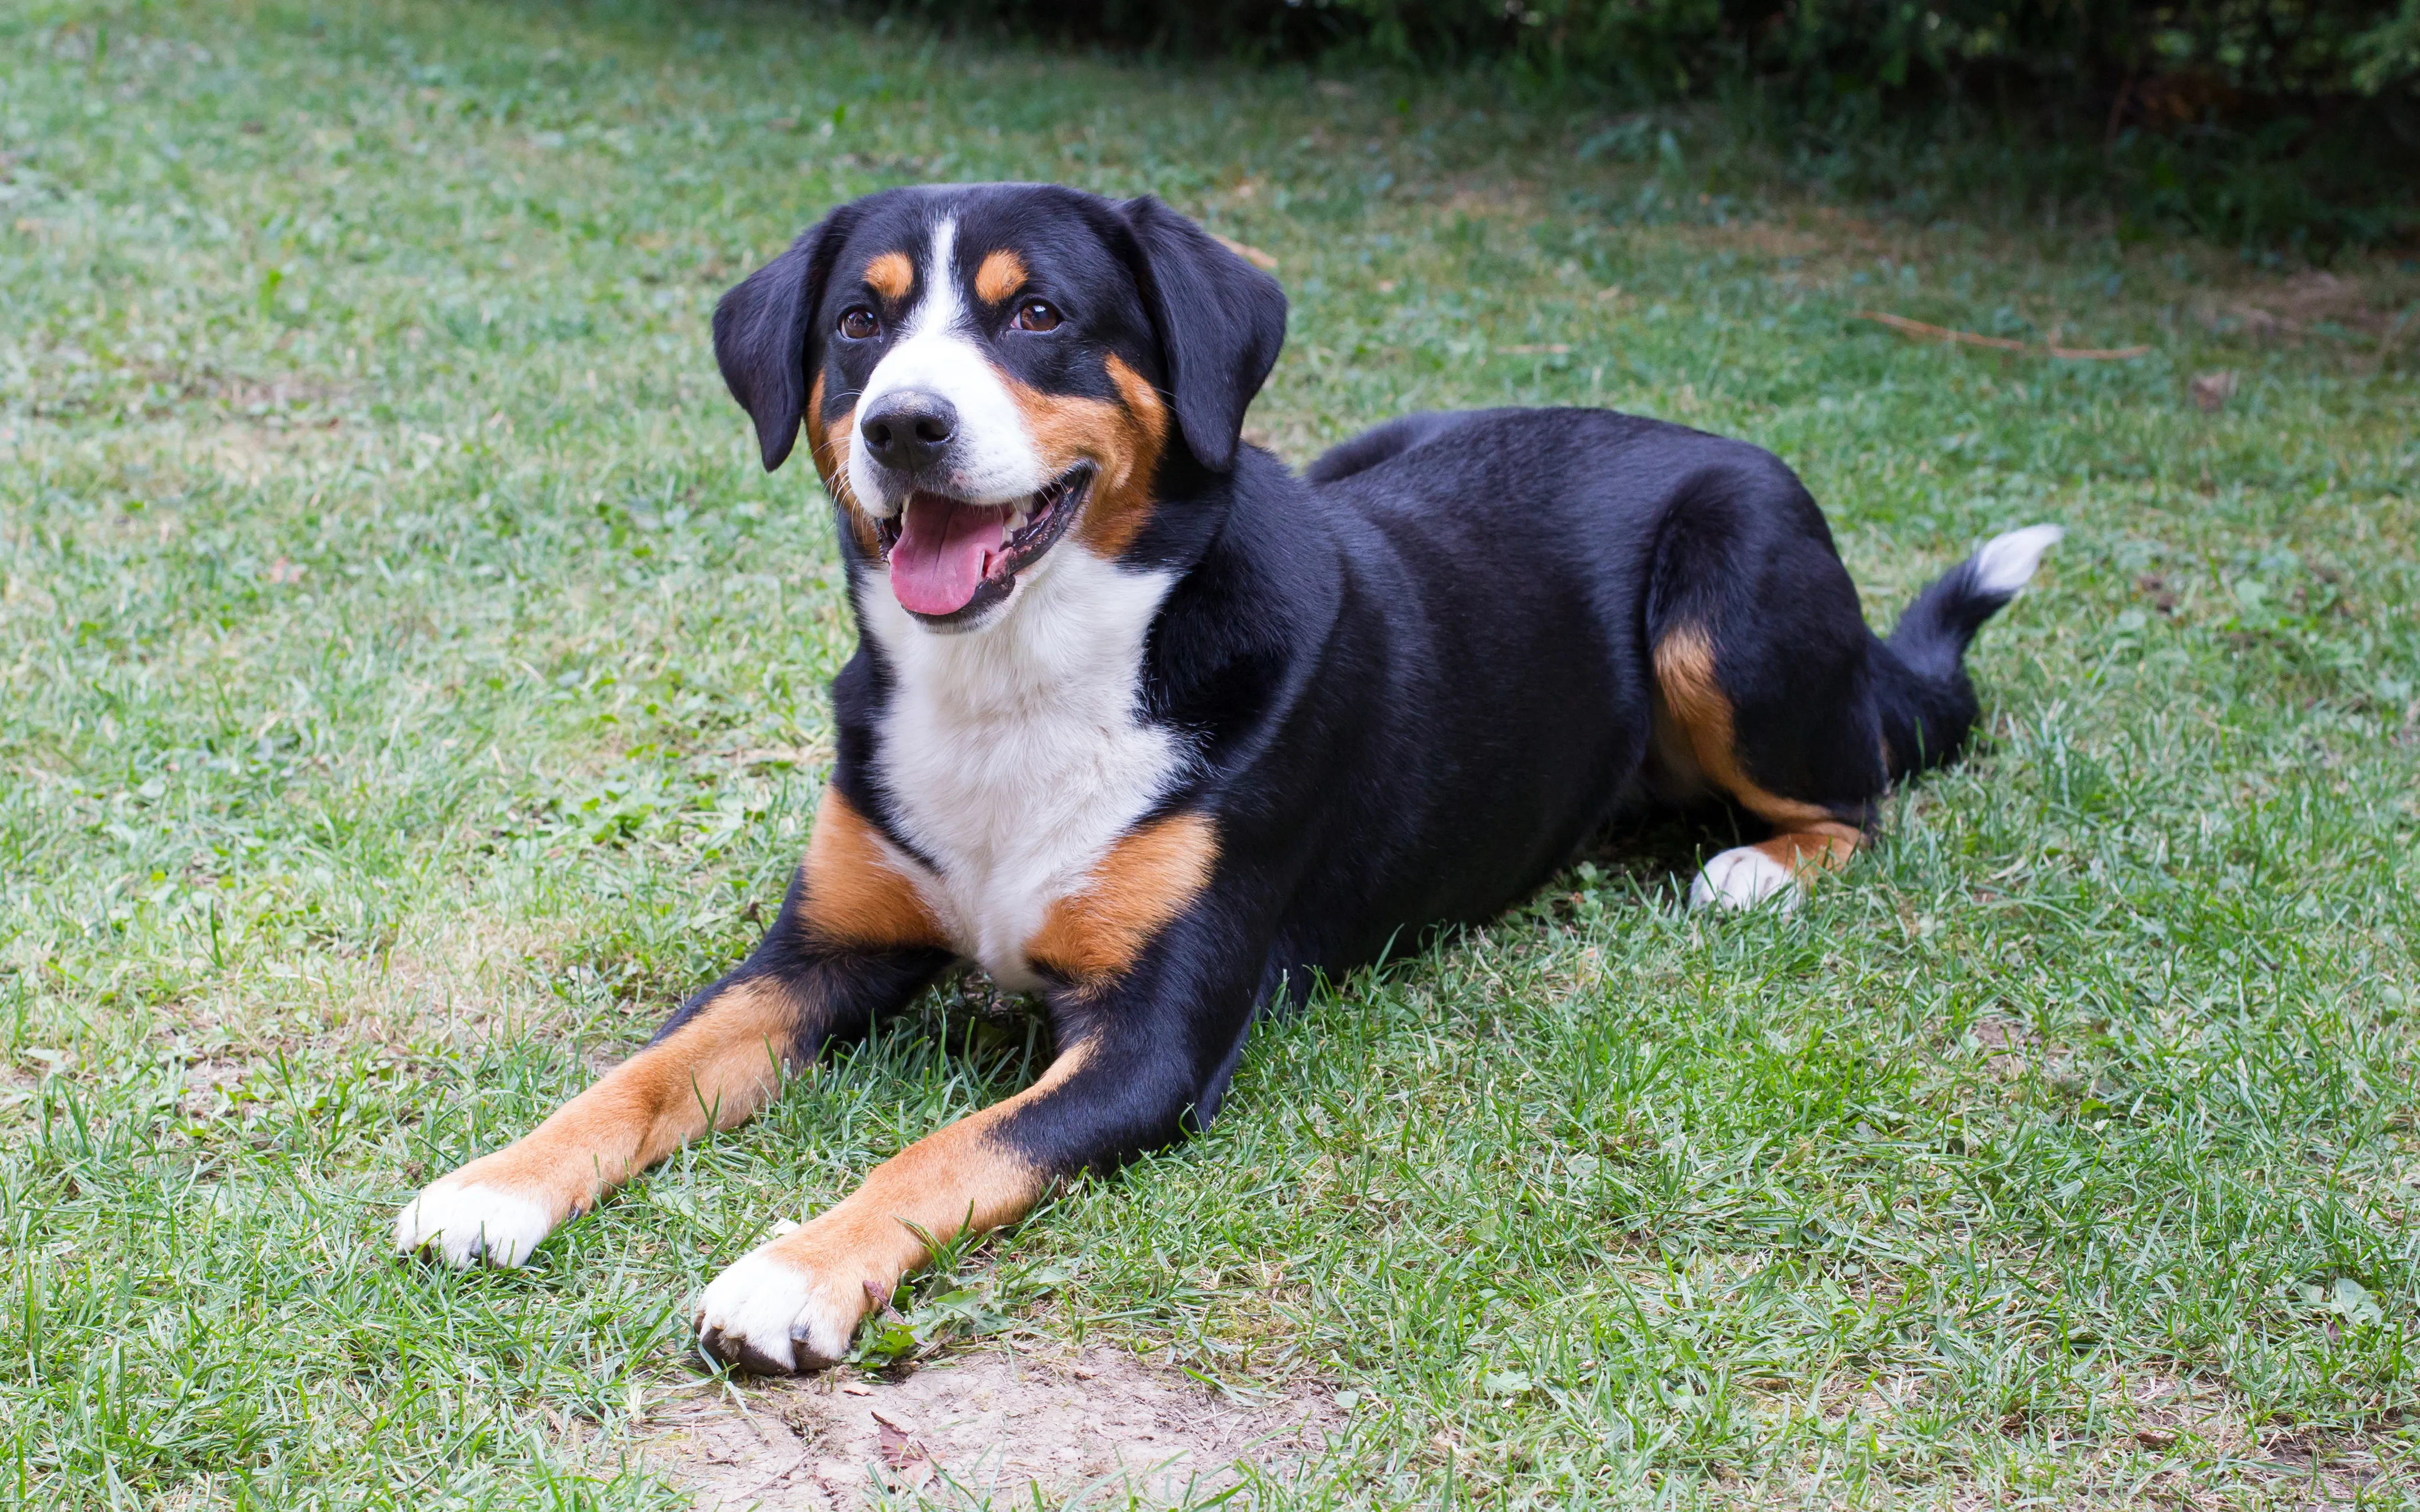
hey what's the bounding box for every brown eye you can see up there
[1013,299,1062,333]
[838,307,878,340]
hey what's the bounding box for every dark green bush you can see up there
[897,0,2415,102]
[886,0,2420,250]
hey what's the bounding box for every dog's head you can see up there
[714,184,1286,631]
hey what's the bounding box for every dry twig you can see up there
[1852,309,2149,360]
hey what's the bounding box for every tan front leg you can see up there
[397,785,948,1268]
[692,1046,1087,1372]
[394,978,809,1267]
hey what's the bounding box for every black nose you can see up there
[858,391,958,472]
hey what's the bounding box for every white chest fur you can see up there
[856,547,1184,991]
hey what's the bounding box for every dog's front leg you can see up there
[395,788,951,1268]
[693,909,1262,1373]
[391,952,935,1268]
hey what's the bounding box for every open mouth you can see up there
[876,465,1091,624]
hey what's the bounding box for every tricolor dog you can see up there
[395,182,2058,1372]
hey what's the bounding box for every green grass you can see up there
[4,1,2418,1507]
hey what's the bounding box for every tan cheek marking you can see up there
[1086,355,1170,558]
[798,787,947,951]
[1007,386,1123,478]
[803,372,876,556]
[803,370,827,478]
[803,371,833,483]
[1651,628,1842,832]
[1001,355,1169,560]
[864,252,912,302]
[443,977,804,1220]
[1104,353,1168,429]
[975,249,1027,305]
[1025,811,1216,983]
[752,1043,1091,1321]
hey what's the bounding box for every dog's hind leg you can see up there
[1644,479,1891,911]
[1653,622,1876,908]
[394,787,950,1268]
[1645,478,2060,911]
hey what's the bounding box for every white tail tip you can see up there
[1970,524,2063,597]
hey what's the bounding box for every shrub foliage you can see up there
[893,0,2420,248]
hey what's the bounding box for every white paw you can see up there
[393,1180,556,1268]
[1689,846,1802,911]
[693,1245,861,1374]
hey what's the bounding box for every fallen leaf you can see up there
[2189,370,2237,412]
[873,1410,927,1471]
[2331,1276,2385,1327]
[1852,309,2148,361]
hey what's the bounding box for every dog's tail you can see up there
[1872,525,2062,780]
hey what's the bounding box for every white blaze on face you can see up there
[845,216,1045,517]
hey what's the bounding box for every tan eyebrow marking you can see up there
[863,251,913,301]
[975,249,1028,305]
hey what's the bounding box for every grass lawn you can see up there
[5,1,2419,1506]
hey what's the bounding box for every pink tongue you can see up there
[890,494,1009,616]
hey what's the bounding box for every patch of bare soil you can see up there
[1969,1015,2045,1080]
[651,1343,1346,1510]
[1672,205,1919,286]
[1684,205,1895,265]
[2195,267,2419,347]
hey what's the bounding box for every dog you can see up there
[395,182,2057,1372]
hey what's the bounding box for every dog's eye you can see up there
[1012,299,1063,334]
[838,307,879,341]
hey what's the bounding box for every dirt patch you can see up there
[2195,267,2419,346]
[131,366,354,412]
[1968,1015,2047,1080]
[650,1343,1346,1510]
[1684,205,1894,266]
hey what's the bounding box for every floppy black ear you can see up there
[712,205,859,472]
[1118,196,1288,472]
